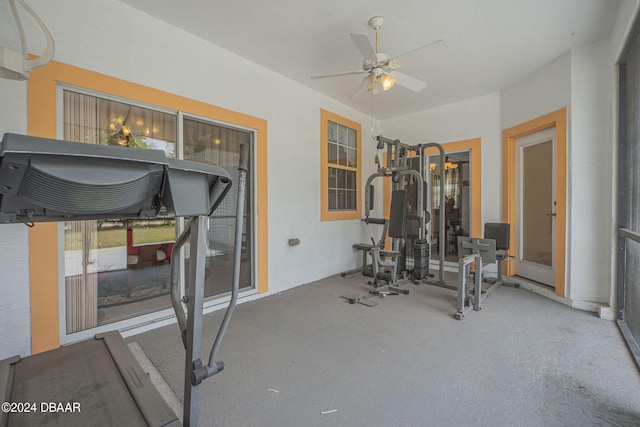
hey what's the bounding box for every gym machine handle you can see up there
[170,143,248,396]
[363,217,386,225]
[204,143,249,377]
[170,219,191,347]
[238,143,250,172]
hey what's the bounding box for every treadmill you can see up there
[0,133,248,427]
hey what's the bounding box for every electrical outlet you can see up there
[0,47,28,81]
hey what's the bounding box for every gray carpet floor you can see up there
[130,274,640,427]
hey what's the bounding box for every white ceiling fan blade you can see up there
[390,71,427,92]
[311,70,367,80]
[350,33,377,62]
[388,39,448,68]
[350,82,367,100]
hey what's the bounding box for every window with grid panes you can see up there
[320,109,361,220]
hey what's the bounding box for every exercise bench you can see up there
[343,190,410,305]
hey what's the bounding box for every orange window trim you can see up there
[320,109,362,221]
[27,61,269,353]
[501,108,567,297]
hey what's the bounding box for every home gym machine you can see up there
[345,135,517,318]
[0,133,248,426]
[343,135,448,304]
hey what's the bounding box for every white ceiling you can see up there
[120,0,620,120]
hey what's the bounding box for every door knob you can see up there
[546,212,556,217]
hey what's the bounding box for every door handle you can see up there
[546,212,556,217]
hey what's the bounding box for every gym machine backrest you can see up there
[366,189,408,286]
[388,189,408,241]
[483,222,518,287]
[484,223,510,252]
[0,133,246,427]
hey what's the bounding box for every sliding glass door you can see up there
[60,87,255,338]
[183,117,254,298]
[617,14,640,369]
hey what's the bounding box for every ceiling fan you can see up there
[311,16,445,99]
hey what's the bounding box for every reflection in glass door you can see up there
[183,117,253,299]
[428,151,470,263]
[62,89,178,334]
[516,127,555,287]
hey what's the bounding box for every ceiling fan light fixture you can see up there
[363,74,377,90]
[380,74,396,91]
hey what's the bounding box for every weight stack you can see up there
[397,249,406,274]
[413,239,429,279]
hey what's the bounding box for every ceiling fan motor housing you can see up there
[363,52,394,72]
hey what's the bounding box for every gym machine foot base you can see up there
[342,284,409,306]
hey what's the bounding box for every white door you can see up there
[516,127,555,287]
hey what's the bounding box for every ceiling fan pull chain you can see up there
[370,89,375,136]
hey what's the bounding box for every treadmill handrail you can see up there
[205,143,249,376]
[170,217,192,348]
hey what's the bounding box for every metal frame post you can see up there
[183,215,208,426]
[473,256,483,310]
[457,254,478,320]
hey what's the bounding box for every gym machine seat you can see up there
[344,217,389,278]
